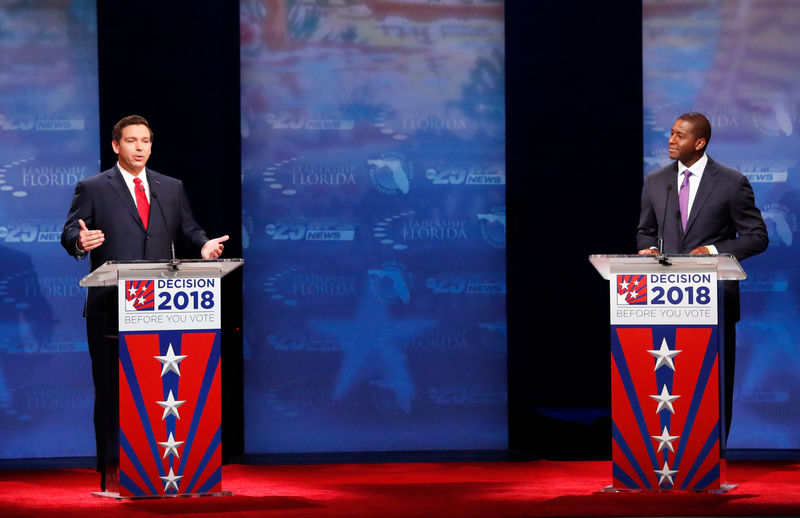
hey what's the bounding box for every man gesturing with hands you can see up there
[61,115,229,491]
[77,218,104,251]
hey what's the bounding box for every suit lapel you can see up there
[146,170,168,231]
[661,164,684,239]
[107,166,145,230]
[684,157,718,237]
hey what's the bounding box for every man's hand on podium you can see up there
[77,219,105,252]
[637,246,712,256]
[202,235,230,259]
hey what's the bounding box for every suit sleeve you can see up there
[636,175,659,251]
[60,180,92,259]
[713,175,769,261]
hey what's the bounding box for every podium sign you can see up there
[611,272,717,326]
[81,259,241,498]
[590,254,743,492]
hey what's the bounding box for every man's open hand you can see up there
[201,235,230,259]
[77,219,104,252]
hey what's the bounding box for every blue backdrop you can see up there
[0,1,99,458]
[240,0,507,453]
[643,0,800,448]
[5,0,795,461]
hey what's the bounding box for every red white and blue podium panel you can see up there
[118,277,222,497]
[610,271,721,491]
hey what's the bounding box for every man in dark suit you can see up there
[61,115,229,491]
[637,112,768,442]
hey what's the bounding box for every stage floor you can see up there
[1,460,799,517]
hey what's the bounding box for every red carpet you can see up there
[1,460,799,517]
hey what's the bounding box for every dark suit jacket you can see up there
[637,156,768,321]
[61,166,209,318]
[637,156,768,260]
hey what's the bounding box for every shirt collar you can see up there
[678,153,707,179]
[117,162,149,186]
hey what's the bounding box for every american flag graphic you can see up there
[617,275,647,305]
[126,280,155,311]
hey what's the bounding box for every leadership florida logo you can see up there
[617,274,647,305]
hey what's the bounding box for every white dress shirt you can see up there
[677,153,717,254]
[117,162,151,204]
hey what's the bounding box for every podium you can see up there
[589,254,744,492]
[80,259,243,498]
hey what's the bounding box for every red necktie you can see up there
[133,177,149,229]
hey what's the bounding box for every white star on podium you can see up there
[620,280,630,290]
[156,390,186,420]
[655,461,678,487]
[128,286,137,297]
[650,385,680,414]
[647,338,682,371]
[651,426,680,453]
[158,432,185,458]
[160,467,182,492]
[154,343,188,377]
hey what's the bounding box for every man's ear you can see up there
[694,138,706,151]
[111,140,120,154]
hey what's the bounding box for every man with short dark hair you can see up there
[637,112,768,440]
[61,115,229,491]
[638,112,767,259]
[111,114,151,143]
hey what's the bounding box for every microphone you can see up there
[657,183,672,266]
[151,191,176,260]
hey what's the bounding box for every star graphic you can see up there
[310,292,436,414]
[154,343,188,377]
[158,432,185,458]
[137,296,146,305]
[655,461,678,487]
[627,289,638,300]
[156,390,186,420]
[651,426,680,453]
[619,280,630,291]
[647,338,682,371]
[128,286,137,297]
[650,385,680,414]
[160,467,182,492]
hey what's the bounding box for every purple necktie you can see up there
[679,170,692,231]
